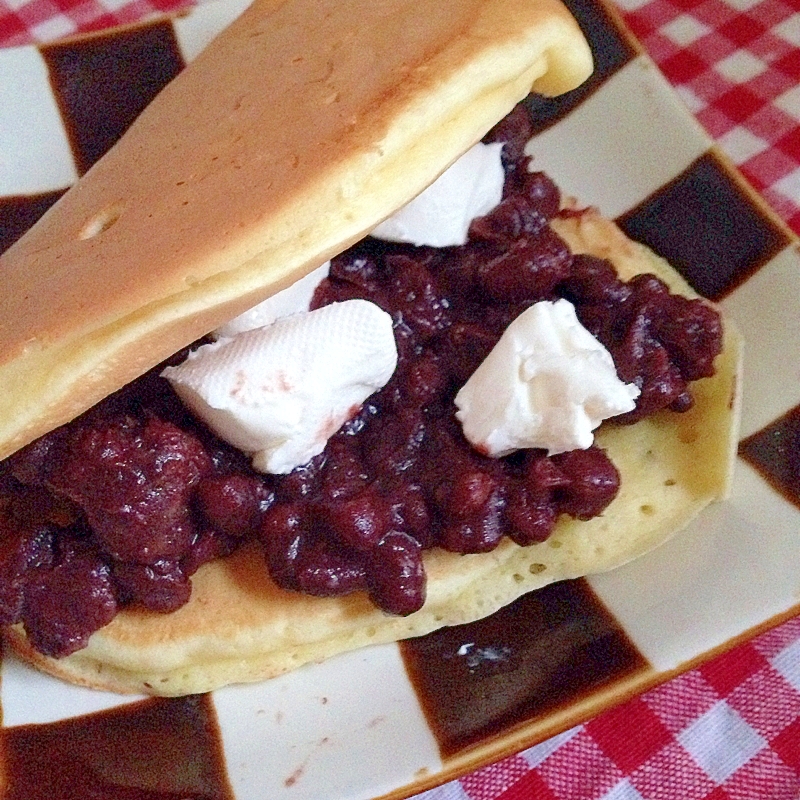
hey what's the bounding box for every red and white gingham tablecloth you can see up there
[1,1,800,798]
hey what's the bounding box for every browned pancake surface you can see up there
[0,0,593,461]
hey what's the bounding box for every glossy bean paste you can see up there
[0,105,723,659]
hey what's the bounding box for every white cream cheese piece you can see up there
[163,299,397,474]
[370,142,505,247]
[214,260,331,338]
[455,299,640,457]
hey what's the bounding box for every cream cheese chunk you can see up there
[163,299,398,474]
[214,261,331,339]
[455,299,640,457]
[370,142,505,247]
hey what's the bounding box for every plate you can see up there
[1,0,800,798]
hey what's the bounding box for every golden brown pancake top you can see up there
[0,0,592,460]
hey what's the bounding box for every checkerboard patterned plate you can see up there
[1,0,799,798]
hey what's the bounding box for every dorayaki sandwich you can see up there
[0,0,740,696]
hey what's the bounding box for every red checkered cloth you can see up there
[1,0,800,798]
[439,618,800,800]
[0,0,194,44]
[618,0,800,235]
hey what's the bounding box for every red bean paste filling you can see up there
[0,104,723,659]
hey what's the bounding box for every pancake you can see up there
[4,209,742,696]
[0,0,740,696]
[0,0,593,462]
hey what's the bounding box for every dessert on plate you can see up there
[0,0,740,695]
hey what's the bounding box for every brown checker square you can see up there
[525,0,637,133]
[0,696,232,798]
[0,190,65,255]
[739,405,800,511]
[400,579,647,757]
[40,21,184,176]
[616,152,790,301]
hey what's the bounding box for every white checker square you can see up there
[527,57,708,218]
[173,0,253,63]
[1,649,143,727]
[522,725,582,768]
[30,14,77,42]
[774,85,800,121]
[714,50,768,84]
[601,779,646,800]
[774,13,800,47]
[0,45,78,195]
[770,638,800,692]
[212,644,441,800]
[678,701,766,784]
[718,126,769,164]
[661,14,712,47]
[589,455,800,674]
[722,245,800,438]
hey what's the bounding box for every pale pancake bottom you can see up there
[6,212,742,696]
